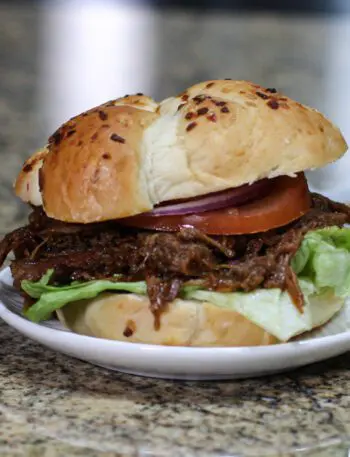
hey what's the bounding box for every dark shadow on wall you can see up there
[1,0,350,14]
[152,0,350,14]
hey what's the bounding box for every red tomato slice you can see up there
[120,174,311,235]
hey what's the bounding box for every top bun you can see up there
[15,80,347,223]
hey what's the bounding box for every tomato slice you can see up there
[120,174,311,235]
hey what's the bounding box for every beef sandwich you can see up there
[1,79,350,346]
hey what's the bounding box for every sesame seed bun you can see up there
[15,80,347,223]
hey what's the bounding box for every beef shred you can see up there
[1,193,350,315]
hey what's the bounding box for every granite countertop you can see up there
[0,3,350,456]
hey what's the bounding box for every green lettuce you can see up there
[23,275,147,322]
[291,227,350,297]
[22,227,350,340]
[183,279,344,341]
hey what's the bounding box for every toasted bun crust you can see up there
[15,80,347,222]
[56,293,278,346]
[152,80,346,202]
[41,96,159,222]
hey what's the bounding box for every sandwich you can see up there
[1,79,350,346]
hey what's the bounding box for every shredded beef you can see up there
[146,276,182,311]
[1,193,350,314]
[0,227,37,266]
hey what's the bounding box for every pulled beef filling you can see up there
[1,193,350,314]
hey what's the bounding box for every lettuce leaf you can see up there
[183,279,344,341]
[22,226,350,340]
[23,277,147,322]
[291,227,350,297]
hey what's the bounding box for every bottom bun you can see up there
[57,293,278,346]
[56,292,344,347]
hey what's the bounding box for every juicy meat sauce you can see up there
[1,193,350,314]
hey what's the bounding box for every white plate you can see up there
[1,267,350,380]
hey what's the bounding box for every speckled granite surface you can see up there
[0,3,350,456]
[1,327,350,456]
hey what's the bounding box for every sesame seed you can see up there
[102,153,111,159]
[197,107,209,115]
[267,99,279,110]
[185,112,195,120]
[193,94,207,104]
[66,129,76,137]
[221,106,230,113]
[206,82,215,88]
[266,87,277,93]
[177,103,186,111]
[214,100,226,106]
[98,110,108,121]
[186,122,197,132]
[256,91,269,100]
[91,133,98,141]
[136,92,144,96]
[23,163,32,173]
[110,133,126,143]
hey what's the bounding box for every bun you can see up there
[15,81,347,223]
[56,291,344,346]
[39,96,158,222]
[56,293,278,346]
[56,292,344,346]
[151,80,346,203]
[57,292,344,347]
[14,147,48,207]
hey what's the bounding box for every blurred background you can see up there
[1,0,350,232]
